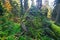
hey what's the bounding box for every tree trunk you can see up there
[20,0,24,16]
[55,4,60,25]
[37,0,42,9]
[24,0,28,12]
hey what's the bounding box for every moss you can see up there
[51,23,60,37]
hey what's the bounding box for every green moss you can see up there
[51,23,60,37]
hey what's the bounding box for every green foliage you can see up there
[41,36,52,40]
[0,1,5,16]
[7,35,16,40]
[0,0,60,40]
[11,0,20,17]
[19,36,32,40]
[0,16,20,40]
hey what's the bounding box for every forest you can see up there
[0,0,60,40]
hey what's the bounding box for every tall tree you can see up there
[20,0,24,16]
[36,0,42,9]
[52,0,60,25]
[24,0,28,12]
[20,0,28,32]
[31,0,34,7]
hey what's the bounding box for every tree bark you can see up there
[55,4,60,25]
[24,0,28,12]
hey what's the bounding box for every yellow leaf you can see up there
[4,0,12,11]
